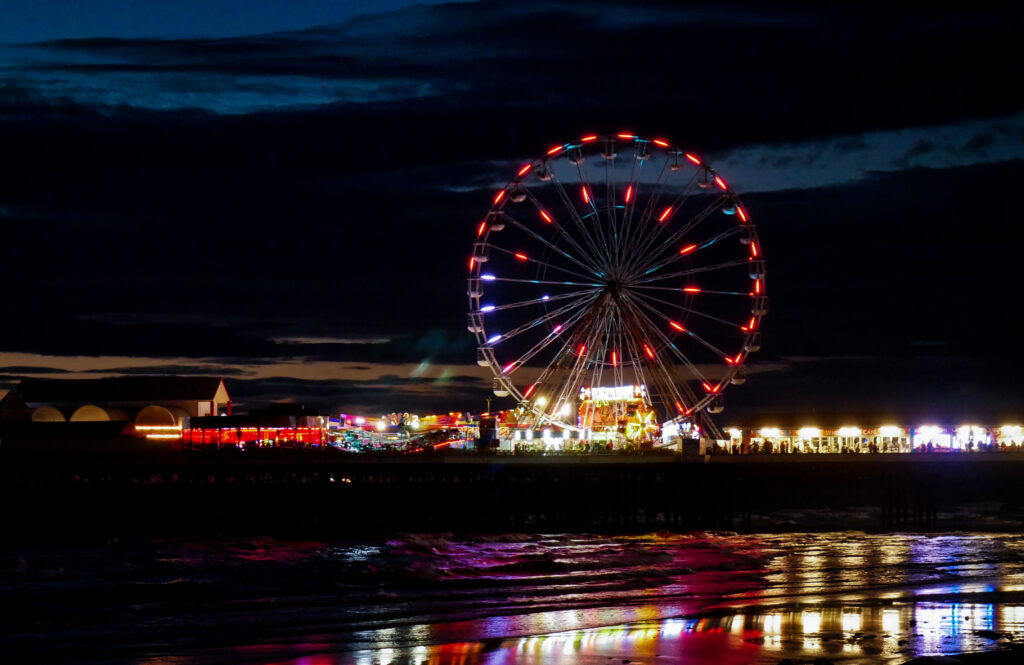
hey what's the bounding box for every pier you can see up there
[5,450,1024,537]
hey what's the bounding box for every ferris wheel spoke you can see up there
[497,301,598,374]
[632,258,752,285]
[522,191,606,272]
[622,295,712,385]
[482,287,602,313]
[619,155,672,267]
[547,169,613,271]
[491,292,600,343]
[629,224,747,282]
[626,169,705,266]
[498,213,599,277]
[628,284,751,297]
[629,288,745,331]
[630,197,731,279]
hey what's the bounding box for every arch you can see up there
[70,404,127,422]
[135,404,180,429]
[31,405,67,422]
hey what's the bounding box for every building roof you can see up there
[18,376,227,404]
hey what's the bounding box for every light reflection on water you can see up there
[325,602,1023,665]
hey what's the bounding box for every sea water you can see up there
[4,531,1024,664]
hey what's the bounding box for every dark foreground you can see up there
[5,531,1024,665]
[4,449,1024,537]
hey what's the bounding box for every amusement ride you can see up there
[468,133,765,443]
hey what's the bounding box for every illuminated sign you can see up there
[580,384,647,401]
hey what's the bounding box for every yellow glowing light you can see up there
[802,611,821,633]
[917,425,942,437]
[135,425,182,431]
[1000,425,1022,437]
[535,396,548,407]
[763,614,782,634]
[842,611,862,632]
[879,425,903,436]
[837,427,861,437]
[797,427,821,439]
[727,428,742,438]
[882,609,900,633]
[759,427,782,438]
[146,433,181,439]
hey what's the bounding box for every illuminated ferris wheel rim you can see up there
[467,132,766,432]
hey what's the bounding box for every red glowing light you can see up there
[669,321,685,332]
[748,316,757,330]
[494,190,506,204]
[737,207,748,222]
[754,279,762,294]
[577,344,587,356]
[617,133,635,139]
[714,175,727,190]
[679,244,697,255]
[644,344,655,359]
[750,242,759,257]
[517,164,532,176]
[658,207,672,222]
[514,252,528,261]
[674,400,686,414]
[683,287,701,293]
[653,139,669,147]
[469,257,475,270]
[581,135,598,142]
[524,384,536,398]
[685,153,701,165]
[539,210,553,224]
[611,350,618,366]
[477,221,486,236]
[547,145,563,155]
[553,324,562,333]
[625,185,633,203]
[503,361,516,374]
[725,355,738,365]
[702,381,712,392]
[582,186,590,204]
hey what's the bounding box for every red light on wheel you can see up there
[644,344,655,359]
[477,221,486,237]
[577,344,587,356]
[653,139,669,147]
[750,242,759,257]
[724,355,737,365]
[547,145,563,155]
[714,175,727,190]
[517,164,532,176]
[581,135,598,142]
[679,244,697,255]
[669,321,685,332]
[683,287,701,294]
[685,153,701,165]
[737,207,748,223]
[658,207,672,222]
[582,187,590,204]
[514,252,528,261]
[748,316,757,330]
[617,133,635,139]
[754,279,762,294]
[494,190,506,204]
[469,257,475,270]
[674,400,686,414]
[524,384,536,398]
[625,185,633,203]
[539,210,553,224]
[611,350,618,366]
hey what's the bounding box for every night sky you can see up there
[1,1,1022,421]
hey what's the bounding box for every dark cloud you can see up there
[0,1,1021,416]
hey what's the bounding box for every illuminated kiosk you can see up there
[578,384,659,446]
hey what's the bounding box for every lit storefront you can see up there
[183,414,328,448]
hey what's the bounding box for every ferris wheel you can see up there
[467,133,766,439]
